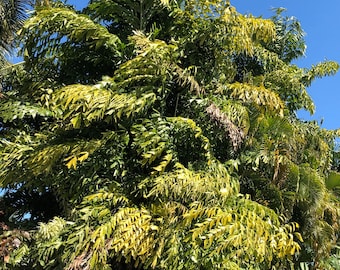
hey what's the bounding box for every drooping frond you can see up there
[221,10,276,55]
[253,45,285,71]
[62,205,157,270]
[208,98,250,136]
[302,61,340,87]
[265,8,306,63]
[0,98,52,123]
[51,82,157,128]
[132,117,173,169]
[31,217,68,269]
[131,115,211,177]
[27,137,104,174]
[0,136,100,187]
[142,162,239,203]
[19,7,122,61]
[184,199,302,268]
[119,32,201,94]
[206,103,245,150]
[177,3,276,57]
[0,138,34,187]
[217,82,285,116]
[264,64,314,113]
[0,129,127,192]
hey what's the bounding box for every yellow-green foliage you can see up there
[0,0,339,269]
[19,8,122,54]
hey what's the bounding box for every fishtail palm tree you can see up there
[0,1,339,269]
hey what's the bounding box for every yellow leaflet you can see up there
[65,156,77,170]
[78,152,89,162]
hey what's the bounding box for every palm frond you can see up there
[206,103,245,150]
[0,0,29,52]
[0,98,52,123]
[217,82,285,116]
[143,162,238,203]
[19,7,122,61]
[87,0,170,33]
[52,82,157,128]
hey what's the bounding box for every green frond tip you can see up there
[0,139,34,185]
[302,61,339,87]
[36,217,67,240]
[0,99,52,122]
[83,190,130,207]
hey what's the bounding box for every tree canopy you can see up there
[0,0,340,269]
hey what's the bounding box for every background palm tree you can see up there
[0,0,29,65]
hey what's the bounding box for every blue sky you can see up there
[235,1,340,131]
[68,0,340,130]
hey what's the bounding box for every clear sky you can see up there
[67,0,340,130]
[235,1,340,131]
